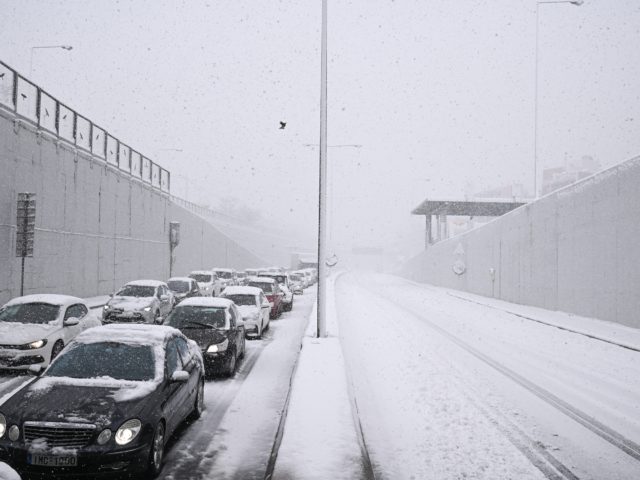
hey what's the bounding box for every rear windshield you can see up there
[248,282,273,292]
[224,294,256,306]
[46,342,155,381]
[190,274,212,283]
[168,280,190,293]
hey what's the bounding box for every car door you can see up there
[175,336,199,420]
[62,304,85,344]
[159,286,172,316]
[259,292,270,328]
[163,338,188,435]
[227,307,242,356]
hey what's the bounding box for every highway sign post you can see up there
[16,193,36,296]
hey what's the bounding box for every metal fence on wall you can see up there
[0,60,170,193]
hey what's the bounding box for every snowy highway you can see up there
[336,273,640,480]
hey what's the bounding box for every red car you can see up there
[246,277,283,319]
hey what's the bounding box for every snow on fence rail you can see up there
[0,60,170,193]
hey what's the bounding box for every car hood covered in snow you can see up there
[1,376,159,427]
[0,321,60,345]
[108,296,154,311]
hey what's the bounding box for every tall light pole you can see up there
[29,45,73,76]
[534,0,583,197]
[317,0,328,338]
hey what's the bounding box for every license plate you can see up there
[28,453,78,467]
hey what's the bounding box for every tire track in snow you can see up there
[380,293,640,466]
[159,339,269,480]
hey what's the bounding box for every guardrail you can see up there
[0,60,170,193]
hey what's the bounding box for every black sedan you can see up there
[163,297,245,377]
[0,324,204,478]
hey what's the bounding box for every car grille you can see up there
[24,422,96,448]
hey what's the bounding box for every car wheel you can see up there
[153,310,161,324]
[191,378,205,419]
[255,324,262,340]
[147,421,165,478]
[50,341,64,362]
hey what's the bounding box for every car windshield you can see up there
[116,285,156,297]
[45,342,155,381]
[0,303,60,324]
[168,280,190,293]
[165,306,227,329]
[216,271,232,278]
[190,274,212,283]
[224,294,256,306]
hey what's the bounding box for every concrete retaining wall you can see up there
[0,108,265,304]
[401,156,640,328]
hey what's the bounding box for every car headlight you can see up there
[0,414,6,438]
[26,339,47,349]
[8,425,19,442]
[103,305,110,311]
[115,419,142,446]
[206,338,229,353]
[143,307,152,312]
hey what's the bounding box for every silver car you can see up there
[103,280,174,324]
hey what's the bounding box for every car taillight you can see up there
[267,295,275,302]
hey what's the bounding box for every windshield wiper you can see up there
[182,321,217,329]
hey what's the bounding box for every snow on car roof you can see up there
[189,270,212,275]
[125,279,166,287]
[222,286,262,296]
[178,297,234,308]
[168,277,193,283]
[247,276,275,284]
[4,294,85,308]
[213,267,234,272]
[74,324,179,346]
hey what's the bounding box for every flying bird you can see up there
[20,93,27,99]
[279,121,286,130]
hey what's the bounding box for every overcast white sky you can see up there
[1,0,639,261]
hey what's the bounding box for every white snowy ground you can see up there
[274,272,640,480]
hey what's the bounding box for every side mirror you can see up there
[237,319,245,328]
[64,317,80,326]
[160,295,169,301]
[294,289,303,295]
[262,302,271,308]
[28,365,43,376]
[170,370,189,383]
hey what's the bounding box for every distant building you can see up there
[541,156,601,195]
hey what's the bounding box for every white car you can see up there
[0,294,101,371]
[221,286,271,338]
[189,270,223,297]
[213,268,237,289]
[103,280,174,324]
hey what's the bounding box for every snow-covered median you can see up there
[273,275,364,480]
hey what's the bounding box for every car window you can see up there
[229,308,236,328]
[65,304,87,320]
[165,339,183,376]
[174,336,192,365]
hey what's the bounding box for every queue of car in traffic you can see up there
[0,266,317,478]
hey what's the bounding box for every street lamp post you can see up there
[534,0,583,197]
[29,45,73,76]
[317,0,328,338]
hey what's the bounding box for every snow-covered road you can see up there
[336,273,640,480]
